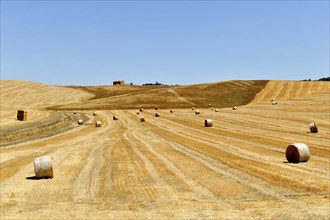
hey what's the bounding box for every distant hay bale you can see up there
[155,112,160,117]
[208,104,212,107]
[285,143,310,163]
[205,119,213,127]
[192,107,195,110]
[77,119,83,125]
[215,109,219,112]
[33,156,53,179]
[136,111,140,114]
[195,110,200,115]
[232,106,238,110]
[170,110,174,113]
[113,116,119,120]
[140,116,145,122]
[73,111,77,114]
[95,121,102,127]
[93,112,97,116]
[155,107,158,110]
[17,110,27,121]
[211,108,214,111]
[140,108,144,112]
[272,101,278,105]
[309,122,318,133]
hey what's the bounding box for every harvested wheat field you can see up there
[1,80,329,219]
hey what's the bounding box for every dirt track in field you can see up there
[1,80,329,219]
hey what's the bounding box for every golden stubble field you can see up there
[0,80,329,219]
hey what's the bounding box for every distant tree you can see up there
[318,77,330,81]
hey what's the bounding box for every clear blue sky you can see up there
[1,0,329,86]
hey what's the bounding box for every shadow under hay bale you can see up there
[205,119,213,127]
[309,122,318,133]
[33,156,54,179]
[285,143,310,163]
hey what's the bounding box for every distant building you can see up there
[113,80,125,86]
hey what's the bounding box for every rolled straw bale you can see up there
[285,143,310,163]
[113,115,119,120]
[17,110,27,121]
[73,111,77,114]
[140,108,144,112]
[205,119,213,127]
[232,106,238,110]
[215,109,219,112]
[33,156,53,179]
[208,104,212,107]
[170,110,174,113]
[195,110,200,115]
[272,101,278,105]
[211,108,214,111]
[155,112,160,117]
[140,116,145,122]
[192,107,195,110]
[77,119,83,125]
[95,121,102,127]
[309,122,318,133]
[136,111,140,114]
[93,112,97,116]
[155,107,158,110]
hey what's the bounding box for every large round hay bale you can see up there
[140,108,144,112]
[73,111,77,114]
[140,116,145,122]
[205,119,213,127]
[93,112,97,116]
[136,111,140,114]
[285,143,310,163]
[192,107,195,110]
[170,109,174,113]
[215,109,219,112]
[195,110,200,115]
[155,112,160,117]
[233,106,238,110]
[95,121,102,127]
[113,115,119,120]
[33,156,53,179]
[272,101,278,105]
[309,122,318,133]
[208,103,212,107]
[155,107,158,110]
[77,119,83,125]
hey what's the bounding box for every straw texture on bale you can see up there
[33,156,53,179]
[205,119,213,127]
[195,110,200,115]
[233,106,238,110]
[140,116,145,122]
[113,116,119,120]
[95,121,102,127]
[309,122,318,133]
[155,112,160,117]
[17,110,27,121]
[77,119,83,125]
[285,143,310,163]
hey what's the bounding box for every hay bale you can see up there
[208,104,212,107]
[309,122,318,133]
[33,156,53,179]
[215,109,219,112]
[211,108,214,111]
[73,111,77,114]
[17,110,27,121]
[272,101,278,105]
[136,111,140,114]
[155,107,158,110]
[93,112,97,116]
[195,110,200,115]
[285,143,310,163]
[113,116,119,120]
[205,119,213,127]
[140,108,144,112]
[140,116,145,122]
[192,107,195,110]
[95,121,102,127]
[77,119,83,125]
[232,106,238,110]
[155,112,160,117]
[170,110,174,113]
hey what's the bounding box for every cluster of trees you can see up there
[302,77,329,81]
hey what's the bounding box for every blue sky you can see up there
[1,0,329,86]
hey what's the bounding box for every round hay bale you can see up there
[140,108,144,112]
[272,101,278,105]
[140,116,145,122]
[232,106,238,110]
[208,104,212,107]
[205,119,213,127]
[93,112,97,116]
[215,109,219,112]
[33,156,53,179]
[73,111,77,114]
[136,111,140,114]
[155,112,160,117]
[95,121,102,127]
[113,115,119,120]
[77,119,83,125]
[192,107,195,110]
[285,143,310,163]
[309,122,318,133]
[195,110,200,115]
[170,110,174,113]
[155,107,158,110]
